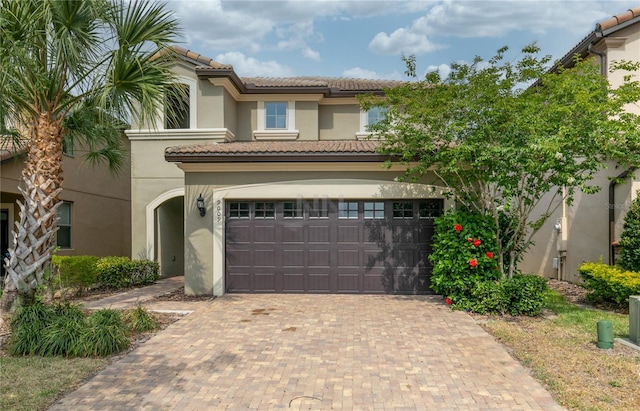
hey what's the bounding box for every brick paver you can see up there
[50,294,565,410]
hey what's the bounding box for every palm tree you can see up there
[0,0,181,313]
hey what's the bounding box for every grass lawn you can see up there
[482,290,640,411]
[0,356,108,411]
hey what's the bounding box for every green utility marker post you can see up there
[597,320,614,349]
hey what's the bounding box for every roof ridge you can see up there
[171,45,232,69]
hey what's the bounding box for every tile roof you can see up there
[242,77,403,91]
[0,136,26,161]
[597,6,640,31]
[165,140,389,162]
[171,46,232,69]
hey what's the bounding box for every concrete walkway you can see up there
[80,276,188,310]
[50,288,565,410]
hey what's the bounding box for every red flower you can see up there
[486,251,494,259]
[445,297,452,305]
[454,224,463,232]
[472,239,481,247]
[469,259,478,267]
[467,237,473,242]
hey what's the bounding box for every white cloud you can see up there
[214,52,295,77]
[342,67,405,81]
[369,28,446,55]
[302,48,321,61]
[425,63,451,80]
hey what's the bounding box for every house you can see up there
[129,7,640,296]
[520,7,640,282]
[127,47,453,296]
[1,137,132,279]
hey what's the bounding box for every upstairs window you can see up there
[367,107,387,128]
[165,84,190,129]
[265,102,287,129]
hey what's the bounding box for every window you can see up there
[338,201,358,219]
[393,202,413,219]
[254,202,275,219]
[229,202,249,218]
[367,107,387,128]
[364,202,384,219]
[308,200,329,219]
[62,136,74,156]
[165,84,190,129]
[57,202,72,248]
[283,201,303,219]
[265,102,287,129]
[419,200,444,219]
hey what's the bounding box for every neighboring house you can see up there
[520,7,640,282]
[127,47,453,295]
[1,137,132,279]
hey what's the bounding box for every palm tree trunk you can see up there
[1,114,64,313]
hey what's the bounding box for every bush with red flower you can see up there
[429,210,500,304]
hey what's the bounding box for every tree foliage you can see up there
[361,44,640,277]
[619,191,640,271]
[0,0,181,313]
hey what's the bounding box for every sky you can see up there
[164,0,637,80]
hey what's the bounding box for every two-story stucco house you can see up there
[128,7,640,296]
[127,47,454,296]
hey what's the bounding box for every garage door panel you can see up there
[283,249,304,267]
[392,225,417,243]
[364,250,385,268]
[308,273,331,292]
[226,225,251,243]
[363,225,385,244]
[282,273,305,292]
[282,226,305,243]
[308,226,330,243]
[364,271,386,293]
[337,273,359,292]
[254,225,277,242]
[337,249,359,267]
[253,249,276,267]
[308,249,330,267]
[254,273,276,292]
[225,248,251,267]
[394,249,416,267]
[337,225,359,243]
[226,273,251,292]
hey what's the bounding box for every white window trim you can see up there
[357,108,385,140]
[254,100,299,140]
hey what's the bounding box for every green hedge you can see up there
[459,274,547,316]
[578,262,640,305]
[95,257,159,289]
[52,255,99,295]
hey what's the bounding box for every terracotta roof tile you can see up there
[166,140,381,156]
[242,77,403,91]
[597,7,640,31]
[171,45,232,69]
[0,137,26,161]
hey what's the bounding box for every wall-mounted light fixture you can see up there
[554,219,562,232]
[197,194,206,217]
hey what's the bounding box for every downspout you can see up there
[587,43,606,76]
[609,168,636,265]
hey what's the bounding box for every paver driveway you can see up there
[50,294,564,410]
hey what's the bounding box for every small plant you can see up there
[8,302,54,356]
[579,262,640,305]
[96,257,159,289]
[619,191,640,271]
[82,309,130,357]
[125,305,159,333]
[52,255,99,297]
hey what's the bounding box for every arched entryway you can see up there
[147,189,184,278]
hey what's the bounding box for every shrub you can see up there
[619,192,640,271]
[52,255,99,296]
[579,262,640,305]
[429,210,501,300]
[458,274,547,316]
[8,302,54,356]
[96,257,159,289]
[82,309,130,357]
[125,305,159,333]
[96,257,132,288]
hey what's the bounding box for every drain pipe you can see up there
[588,43,607,76]
[609,168,636,265]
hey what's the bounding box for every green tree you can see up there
[0,0,181,313]
[361,44,640,278]
[619,191,640,271]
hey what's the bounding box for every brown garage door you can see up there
[225,199,442,294]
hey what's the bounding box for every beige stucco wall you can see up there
[1,141,131,258]
[319,104,360,140]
